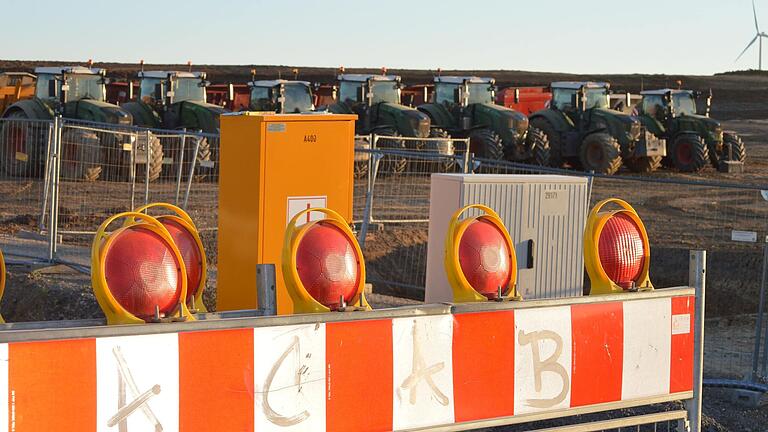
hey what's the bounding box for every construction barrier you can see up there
[0,285,697,432]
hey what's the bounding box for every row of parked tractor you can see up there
[0,64,746,182]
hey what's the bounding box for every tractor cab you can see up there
[639,89,703,122]
[34,66,108,105]
[137,71,209,108]
[434,76,496,107]
[337,74,403,108]
[126,70,224,133]
[248,80,315,113]
[550,81,610,117]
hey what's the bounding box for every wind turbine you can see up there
[736,0,768,70]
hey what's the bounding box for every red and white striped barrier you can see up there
[0,289,694,432]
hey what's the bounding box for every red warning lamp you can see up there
[445,204,520,302]
[92,212,193,324]
[584,198,652,294]
[134,203,208,312]
[282,207,371,314]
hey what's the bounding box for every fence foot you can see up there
[728,388,765,408]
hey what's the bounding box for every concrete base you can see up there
[729,388,764,408]
[718,160,745,173]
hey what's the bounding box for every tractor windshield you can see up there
[65,74,106,102]
[435,83,459,104]
[139,77,163,103]
[369,80,400,104]
[552,87,609,110]
[467,83,494,104]
[584,88,609,109]
[283,83,313,113]
[172,78,206,103]
[671,92,697,116]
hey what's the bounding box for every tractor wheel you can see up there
[530,117,563,168]
[719,132,747,164]
[375,127,407,174]
[353,135,371,179]
[579,133,622,175]
[624,156,662,174]
[135,132,163,183]
[60,128,102,181]
[468,128,504,160]
[0,110,46,178]
[429,127,456,172]
[524,126,551,167]
[669,133,709,172]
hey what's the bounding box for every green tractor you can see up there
[417,76,550,165]
[529,82,666,174]
[122,70,227,180]
[636,89,745,172]
[1,66,134,181]
[327,73,453,176]
[248,79,315,113]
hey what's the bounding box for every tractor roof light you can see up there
[282,207,371,314]
[444,204,520,303]
[133,203,208,313]
[584,198,653,295]
[91,211,194,325]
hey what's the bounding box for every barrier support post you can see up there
[256,264,277,316]
[687,250,706,432]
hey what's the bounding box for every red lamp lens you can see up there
[295,222,360,309]
[598,213,645,289]
[458,218,512,299]
[103,226,183,319]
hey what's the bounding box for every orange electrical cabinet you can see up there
[217,112,357,314]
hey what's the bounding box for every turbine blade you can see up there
[736,35,760,61]
[755,0,760,32]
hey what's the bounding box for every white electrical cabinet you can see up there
[425,174,589,303]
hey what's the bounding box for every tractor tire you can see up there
[624,156,662,174]
[524,126,551,167]
[429,127,456,172]
[624,156,661,173]
[60,128,102,181]
[135,132,163,183]
[530,117,563,168]
[579,133,622,175]
[669,133,709,172]
[375,127,407,174]
[353,135,370,179]
[719,132,747,164]
[468,128,504,160]
[0,110,47,178]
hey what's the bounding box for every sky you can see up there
[1,0,763,75]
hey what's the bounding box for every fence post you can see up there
[256,264,277,316]
[144,129,151,205]
[129,130,136,210]
[462,140,471,174]
[182,134,202,209]
[687,250,706,432]
[174,130,187,205]
[752,238,768,380]
[48,116,63,261]
[39,120,55,232]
